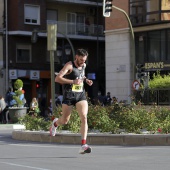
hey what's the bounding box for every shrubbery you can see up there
[19,72,170,134]
[149,71,170,89]
[19,101,170,134]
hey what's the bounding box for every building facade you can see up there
[105,0,132,103]
[2,0,105,107]
[105,0,170,103]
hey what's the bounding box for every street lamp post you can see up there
[47,21,57,113]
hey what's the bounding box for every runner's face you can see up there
[76,55,87,67]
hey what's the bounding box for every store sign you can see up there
[145,62,170,70]
[30,70,40,80]
[145,62,164,69]
[9,69,18,79]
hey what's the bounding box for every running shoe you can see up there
[50,118,58,136]
[79,144,92,154]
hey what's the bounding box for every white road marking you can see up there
[0,162,50,170]
[9,143,78,149]
[8,143,170,150]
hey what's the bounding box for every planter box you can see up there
[8,107,28,123]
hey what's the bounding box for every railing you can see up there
[54,21,104,37]
[134,89,170,105]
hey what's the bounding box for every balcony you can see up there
[52,21,104,39]
[47,0,103,6]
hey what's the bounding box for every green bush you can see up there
[149,72,170,89]
[19,114,50,131]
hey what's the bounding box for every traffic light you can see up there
[103,0,112,17]
[36,81,40,88]
[136,64,145,79]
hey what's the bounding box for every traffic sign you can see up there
[132,80,140,90]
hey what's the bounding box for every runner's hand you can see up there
[86,79,93,86]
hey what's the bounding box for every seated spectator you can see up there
[29,97,40,116]
[55,93,63,107]
[96,91,105,106]
[112,96,118,104]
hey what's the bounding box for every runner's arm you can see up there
[55,62,74,84]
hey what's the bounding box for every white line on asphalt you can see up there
[8,143,170,150]
[9,143,78,148]
[0,161,50,170]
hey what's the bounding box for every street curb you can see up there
[12,130,170,146]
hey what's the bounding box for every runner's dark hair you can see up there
[76,49,88,57]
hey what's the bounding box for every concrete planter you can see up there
[8,107,28,123]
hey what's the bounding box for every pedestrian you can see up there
[0,96,7,123]
[48,98,52,115]
[5,87,16,107]
[50,49,93,154]
[104,92,112,106]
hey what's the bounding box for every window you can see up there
[16,45,31,63]
[67,13,76,35]
[67,13,87,35]
[135,34,147,64]
[130,0,170,26]
[76,14,85,34]
[135,30,167,63]
[167,30,170,61]
[24,5,40,25]
[148,31,161,62]
[161,0,170,20]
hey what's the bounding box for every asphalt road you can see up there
[0,129,170,170]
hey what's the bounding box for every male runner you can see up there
[50,49,93,154]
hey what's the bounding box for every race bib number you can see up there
[72,83,83,92]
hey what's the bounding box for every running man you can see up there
[50,49,93,154]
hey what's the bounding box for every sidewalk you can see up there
[0,124,25,130]
[1,124,170,146]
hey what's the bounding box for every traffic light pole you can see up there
[112,5,134,40]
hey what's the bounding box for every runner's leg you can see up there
[54,104,73,126]
[76,100,91,154]
[50,104,72,136]
[76,100,88,141]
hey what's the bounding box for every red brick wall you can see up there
[105,0,129,30]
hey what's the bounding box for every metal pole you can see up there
[47,21,57,114]
[50,50,55,112]
[112,5,134,40]
[5,0,8,91]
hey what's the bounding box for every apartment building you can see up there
[3,0,105,106]
[105,0,170,103]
